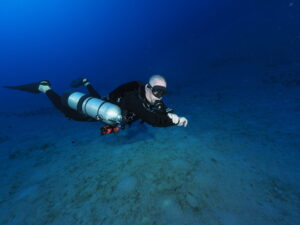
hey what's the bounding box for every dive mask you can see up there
[147,84,168,98]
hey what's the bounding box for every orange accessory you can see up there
[101,125,120,135]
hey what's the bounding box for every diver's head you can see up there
[145,75,167,104]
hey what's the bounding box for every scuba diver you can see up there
[4,75,188,135]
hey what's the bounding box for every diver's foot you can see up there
[38,80,51,93]
[70,78,90,88]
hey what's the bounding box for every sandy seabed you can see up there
[0,64,300,225]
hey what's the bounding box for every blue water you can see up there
[1,1,300,224]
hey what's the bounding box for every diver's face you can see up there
[145,81,167,104]
[150,89,162,102]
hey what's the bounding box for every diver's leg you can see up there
[44,90,66,112]
[70,78,101,98]
[45,89,89,121]
[39,81,69,114]
[85,83,101,99]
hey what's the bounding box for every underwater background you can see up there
[0,0,300,224]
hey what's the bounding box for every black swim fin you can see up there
[3,80,50,94]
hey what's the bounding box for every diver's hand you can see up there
[167,113,188,127]
[178,117,188,127]
[167,113,180,124]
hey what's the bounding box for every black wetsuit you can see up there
[46,81,174,127]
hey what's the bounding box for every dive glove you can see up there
[167,113,188,127]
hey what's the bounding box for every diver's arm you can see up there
[142,111,174,127]
[126,97,174,127]
[149,101,188,127]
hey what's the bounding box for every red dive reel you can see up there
[100,125,119,135]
